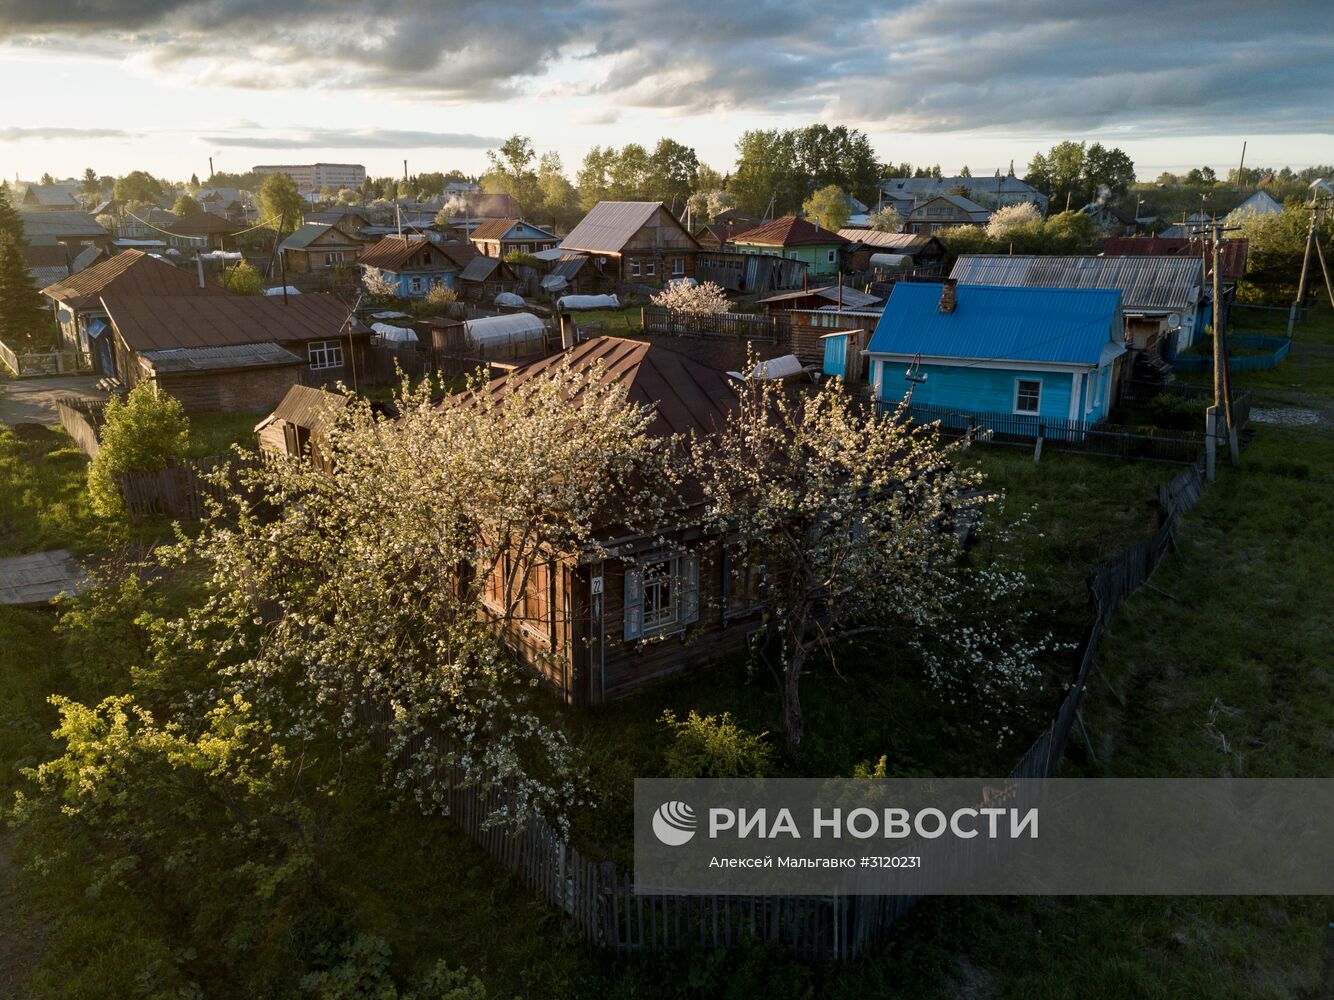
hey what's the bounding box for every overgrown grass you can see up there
[0,426,106,557]
[186,410,266,458]
[566,305,644,335]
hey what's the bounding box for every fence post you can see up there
[1033,425,1044,463]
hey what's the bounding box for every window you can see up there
[672,257,685,276]
[826,249,837,264]
[724,540,765,618]
[308,340,344,370]
[520,561,551,638]
[645,260,656,277]
[630,259,641,277]
[518,243,529,253]
[1014,378,1042,415]
[324,251,343,267]
[409,276,423,293]
[624,552,699,641]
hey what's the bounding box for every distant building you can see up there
[879,174,1049,214]
[252,163,367,191]
[560,201,700,285]
[358,235,472,297]
[905,194,990,234]
[21,184,81,211]
[280,223,364,274]
[19,210,112,250]
[468,219,559,258]
[1226,191,1283,222]
[727,216,849,277]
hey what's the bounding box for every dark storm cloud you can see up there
[1,0,1329,133]
[202,128,503,149]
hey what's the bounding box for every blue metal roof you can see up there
[866,282,1122,367]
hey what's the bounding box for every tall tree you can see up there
[257,172,305,233]
[39,172,55,185]
[647,138,699,211]
[536,152,579,229]
[172,194,202,217]
[802,185,850,231]
[730,129,798,217]
[577,146,615,210]
[0,231,48,345]
[81,167,100,204]
[483,134,540,211]
[113,170,164,204]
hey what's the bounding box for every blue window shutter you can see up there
[624,566,644,641]
[683,553,699,625]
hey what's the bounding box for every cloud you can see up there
[0,126,141,141]
[200,128,503,149]
[1,0,1331,135]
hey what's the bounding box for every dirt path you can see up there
[0,376,104,428]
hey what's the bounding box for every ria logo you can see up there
[652,800,697,846]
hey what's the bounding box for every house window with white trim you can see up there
[324,251,343,267]
[826,249,837,264]
[409,276,423,293]
[623,551,699,641]
[1014,378,1042,415]
[672,257,685,276]
[630,259,641,278]
[308,340,344,371]
[644,260,656,277]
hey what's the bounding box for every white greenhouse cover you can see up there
[371,322,418,344]
[540,274,569,292]
[264,285,302,296]
[200,250,242,260]
[371,310,411,320]
[868,252,911,268]
[493,291,527,308]
[463,312,547,357]
[557,293,619,311]
[728,354,806,381]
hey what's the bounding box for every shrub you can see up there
[426,284,459,307]
[660,709,772,778]
[650,280,731,315]
[87,383,189,517]
[1148,392,1208,431]
[218,260,263,295]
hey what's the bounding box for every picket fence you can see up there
[356,456,1212,961]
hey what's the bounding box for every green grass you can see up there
[566,305,644,335]
[186,410,266,458]
[1181,302,1334,403]
[0,426,106,557]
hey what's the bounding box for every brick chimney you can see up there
[939,278,957,313]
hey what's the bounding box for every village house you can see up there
[1102,237,1249,284]
[95,292,370,411]
[456,253,521,302]
[468,218,559,258]
[23,244,103,290]
[439,192,524,235]
[254,384,351,470]
[358,235,470,297]
[950,253,1207,361]
[40,249,225,372]
[163,211,243,253]
[19,210,113,251]
[20,184,82,211]
[195,187,250,220]
[837,230,947,273]
[280,223,364,274]
[880,173,1049,214]
[865,281,1126,433]
[727,216,850,277]
[559,201,700,285]
[692,212,761,248]
[457,335,767,704]
[1226,191,1282,223]
[1081,201,1139,235]
[905,194,990,233]
[304,209,373,240]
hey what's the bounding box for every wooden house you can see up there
[865,281,1126,431]
[457,253,521,301]
[837,230,946,273]
[728,216,850,277]
[20,184,81,210]
[41,249,225,373]
[358,235,466,297]
[1103,237,1249,283]
[254,384,350,469]
[163,211,243,253]
[280,222,363,274]
[905,195,990,233]
[468,218,559,258]
[455,336,768,704]
[19,210,113,251]
[96,292,370,410]
[559,202,700,285]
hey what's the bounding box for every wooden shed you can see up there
[254,384,351,469]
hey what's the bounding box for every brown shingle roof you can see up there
[101,292,366,353]
[41,249,224,309]
[462,336,738,439]
[731,215,849,248]
[467,218,520,241]
[1103,237,1249,281]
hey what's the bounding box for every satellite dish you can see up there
[1167,312,1182,329]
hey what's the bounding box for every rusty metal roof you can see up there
[268,384,351,433]
[731,215,849,247]
[101,292,366,352]
[1103,237,1249,281]
[42,249,224,309]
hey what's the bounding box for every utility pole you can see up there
[1205,221,1239,474]
[1289,197,1318,338]
[1311,198,1334,308]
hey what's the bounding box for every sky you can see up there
[1,0,1331,185]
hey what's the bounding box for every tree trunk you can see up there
[780,645,805,760]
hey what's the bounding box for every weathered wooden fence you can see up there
[56,397,106,459]
[1,340,88,377]
[901,403,1209,464]
[353,455,1213,962]
[116,454,258,520]
[642,306,791,343]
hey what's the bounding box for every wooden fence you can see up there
[116,454,257,520]
[1172,333,1291,373]
[642,306,791,343]
[56,397,106,459]
[1,340,88,377]
[900,403,1208,464]
[351,454,1213,961]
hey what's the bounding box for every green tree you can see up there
[1026,141,1135,209]
[0,231,50,344]
[113,170,164,204]
[647,138,699,211]
[171,194,202,217]
[482,134,540,211]
[87,383,190,517]
[188,172,200,189]
[730,128,798,217]
[218,260,263,295]
[801,184,850,231]
[536,151,579,228]
[257,171,305,234]
[867,206,903,232]
[959,165,972,178]
[576,146,615,210]
[81,167,100,204]
[608,143,652,200]
[39,171,55,185]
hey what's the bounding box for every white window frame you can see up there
[624,550,699,641]
[644,260,656,277]
[672,257,685,276]
[826,249,837,264]
[630,259,641,278]
[307,340,344,371]
[324,251,343,267]
[1013,378,1042,416]
[409,275,423,293]
[641,556,678,632]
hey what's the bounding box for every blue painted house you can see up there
[358,235,466,298]
[865,281,1126,431]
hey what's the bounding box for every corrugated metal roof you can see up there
[1102,238,1248,281]
[101,292,366,352]
[19,210,109,240]
[268,384,351,434]
[467,218,521,241]
[281,222,359,250]
[867,282,1124,367]
[140,342,301,373]
[42,249,224,308]
[459,255,504,282]
[950,254,1202,311]
[358,235,454,271]
[560,201,665,254]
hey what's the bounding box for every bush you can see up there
[87,384,189,516]
[660,709,772,778]
[426,284,458,307]
[1148,393,1208,431]
[218,260,263,295]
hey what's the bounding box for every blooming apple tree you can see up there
[650,280,731,315]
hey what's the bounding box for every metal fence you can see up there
[1172,334,1291,373]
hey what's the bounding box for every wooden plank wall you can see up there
[56,397,105,459]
